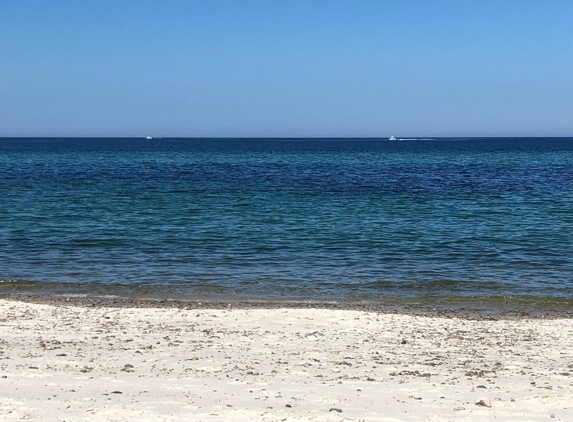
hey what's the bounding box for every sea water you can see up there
[1,138,572,303]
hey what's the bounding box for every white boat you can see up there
[146,136,153,139]
[388,136,397,141]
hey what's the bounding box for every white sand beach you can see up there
[0,299,572,421]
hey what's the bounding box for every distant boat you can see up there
[146,136,153,139]
[388,136,397,141]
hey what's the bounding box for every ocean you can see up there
[1,137,572,306]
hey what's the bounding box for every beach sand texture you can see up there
[0,299,572,421]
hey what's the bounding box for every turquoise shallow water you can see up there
[1,137,572,302]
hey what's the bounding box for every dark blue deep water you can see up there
[1,138,572,303]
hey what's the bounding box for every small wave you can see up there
[0,279,37,285]
[0,279,86,292]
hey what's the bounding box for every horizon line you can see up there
[1,136,572,140]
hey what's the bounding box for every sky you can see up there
[1,0,572,138]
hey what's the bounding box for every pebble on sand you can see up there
[475,397,491,408]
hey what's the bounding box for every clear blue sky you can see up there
[1,0,572,137]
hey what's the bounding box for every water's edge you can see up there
[3,291,572,319]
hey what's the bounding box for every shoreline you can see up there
[1,298,572,421]
[2,292,573,319]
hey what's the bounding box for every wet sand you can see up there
[1,298,572,421]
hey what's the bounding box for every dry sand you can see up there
[0,299,572,421]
